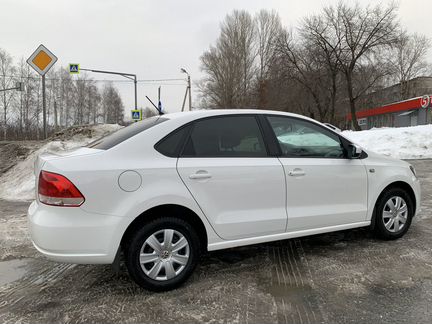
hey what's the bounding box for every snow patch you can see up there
[0,124,122,201]
[342,124,432,159]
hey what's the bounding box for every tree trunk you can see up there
[258,79,268,109]
[54,100,58,130]
[345,71,361,131]
[3,92,7,140]
[19,90,23,139]
[329,71,338,124]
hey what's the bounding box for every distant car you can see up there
[28,110,421,291]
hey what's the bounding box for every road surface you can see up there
[1,160,431,324]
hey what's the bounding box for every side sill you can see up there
[207,221,371,251]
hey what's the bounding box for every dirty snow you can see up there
[0,124,122,201]
[343,124,432,159]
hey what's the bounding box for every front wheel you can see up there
[124,217,200,291]
[373,188,414,240]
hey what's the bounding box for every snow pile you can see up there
[343,124,432,159]
[0,124,122,201]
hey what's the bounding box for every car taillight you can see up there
[38,171,85,207]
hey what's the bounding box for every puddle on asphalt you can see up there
[0,258,30,285]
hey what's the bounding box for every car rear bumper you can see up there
[28,200,123,264]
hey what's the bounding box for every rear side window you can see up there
[182,116,267,157]
[88,116,167,150]
[155,125,191,157]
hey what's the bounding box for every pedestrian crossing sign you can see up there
[69,64,80,74]
[131,109,142,121]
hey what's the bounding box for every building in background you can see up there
[346,77,432,129]
[348,96,432,129]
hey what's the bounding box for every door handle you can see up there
[288,169,305,177]
[189,172,212,180]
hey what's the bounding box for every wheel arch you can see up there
[370,181,416,230]
[120,204,208,253]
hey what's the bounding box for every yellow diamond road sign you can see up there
[26,44,58,76]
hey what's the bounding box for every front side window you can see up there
[182,116,267,157]
[267,116,344,158]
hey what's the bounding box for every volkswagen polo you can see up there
[28,110,421,291]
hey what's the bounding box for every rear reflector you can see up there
[38,171,85,207]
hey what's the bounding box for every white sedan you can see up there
[28,110,421,291]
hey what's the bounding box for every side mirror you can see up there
[349,143,363,159]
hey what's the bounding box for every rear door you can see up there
[176,115,287,240]
[265,115,368,232]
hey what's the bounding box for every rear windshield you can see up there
[87,116,167,150]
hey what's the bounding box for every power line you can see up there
[0,74,186,84]
[138,78,185,82]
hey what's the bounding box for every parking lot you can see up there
[0,159,431,324]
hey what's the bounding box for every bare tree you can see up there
[0,49,16,139]
[0,47,125,139]
[389,31,431,99]
[199,10,257,108]
[275,30,335,121]
[325,2,400,130]
[102,83,124,124]
[255,9,282,108]
[300,13,343,123]
[87,83,101,124]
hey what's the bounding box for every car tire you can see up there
[124,217,200,291]
[373,187,414,240]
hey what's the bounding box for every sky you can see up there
[1,0,431,118]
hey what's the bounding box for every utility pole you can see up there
[158,86,163,113]
[134,75,137,110]
[187,74,191,111]
[180,68,191,111]
[145,95,163,115]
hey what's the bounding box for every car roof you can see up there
[163,109,312,122]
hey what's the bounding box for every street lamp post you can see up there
[180,68,191,111]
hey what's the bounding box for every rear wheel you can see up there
[374,187,413,240]
[125,217,200,291]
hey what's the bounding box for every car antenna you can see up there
[145,95,164,115]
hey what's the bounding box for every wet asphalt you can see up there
[0,159,431,324]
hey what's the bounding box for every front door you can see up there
[177,115,287,240]
[265,115,368,232]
